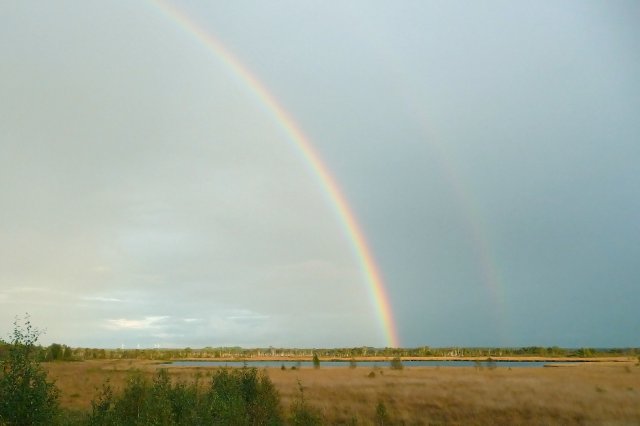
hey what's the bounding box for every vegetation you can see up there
[486,357,497,370]
[2,317,639,424]
[88,368,281,425]
[3,342,636,362]
[349,357,357,369]
[71,345,638,361]
[374,401,390,425]
[389,357,404,370]
[40,359,640,425]
[288,381,322,426]
[0,316,60,425]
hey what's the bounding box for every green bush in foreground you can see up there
[0,316,61,425]
[89,367,282,425]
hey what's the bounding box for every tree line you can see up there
[2,342,636,363]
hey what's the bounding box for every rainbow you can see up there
[148,1,400,347]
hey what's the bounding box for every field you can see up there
[44,358,640,425]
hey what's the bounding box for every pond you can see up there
[160,360,557,368]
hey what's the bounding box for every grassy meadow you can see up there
[43,358,640,425]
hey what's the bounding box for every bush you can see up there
[312,352,320,369]
[389,357,403,370]
[88,380,116,425]
[375,401,390,425]
[0,315,61,425]
[289,380,322,426]
[89,367,283,425]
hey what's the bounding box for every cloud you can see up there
[225,309,270,323]
[7,286,48,294]
[105,316,169,330]
[80,296,123,303]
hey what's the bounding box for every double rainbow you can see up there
[150,1,400,347]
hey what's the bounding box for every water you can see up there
[160,360,554,368]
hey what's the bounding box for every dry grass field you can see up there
[45,359,640,425]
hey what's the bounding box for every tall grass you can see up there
[41,359,640,425]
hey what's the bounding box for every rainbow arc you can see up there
[150,0,400,347]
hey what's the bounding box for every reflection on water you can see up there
[161,360,555,368]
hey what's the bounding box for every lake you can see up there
[161,360,555,368]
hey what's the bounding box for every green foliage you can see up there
[389,357,403,370]
[0,340,9,361]
[88,367,282,425]
[63,344,640,361]
[312,352,320,369]
[375,401,390,425]
[288,380,322,426]
[88,380,116,425]
[0,315,60,425]
[49,343,63,361]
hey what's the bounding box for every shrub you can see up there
[89,367,282,425]
[0,315,60,425]
[289,380,322,426]
[312,352,320,369]
[375,401,390,425]
[389,357,403,370]
[88,380,116,426]
[110,370,150,423]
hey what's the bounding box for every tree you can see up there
[63,346,73,361]
[48,343,63,361]
[0,315,60,424]
[389,357,404,370]
[312,352,320,369]
[349,358,357,369]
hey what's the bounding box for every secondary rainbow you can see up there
[149,0,400,347]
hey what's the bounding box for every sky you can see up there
[1,1,639,349]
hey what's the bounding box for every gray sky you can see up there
[1,1,638,348]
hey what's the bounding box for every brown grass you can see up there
[45,360,640,425]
